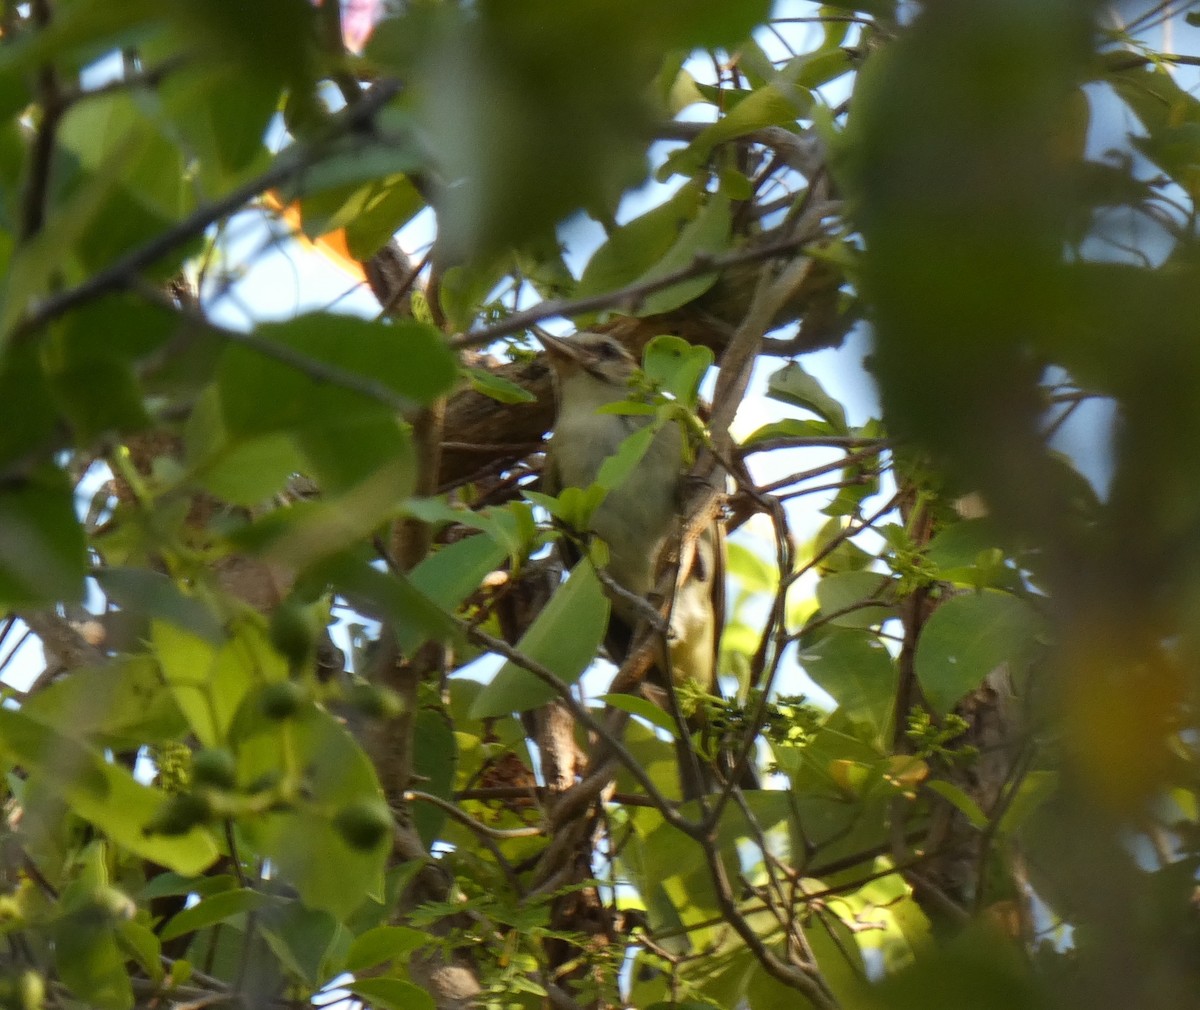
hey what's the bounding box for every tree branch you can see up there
[14,78,404,340]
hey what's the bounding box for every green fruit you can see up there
[269,600,317,670]
[346,682,405,719]
[332,797,393,851]
[143,792,212,836]
[259,680,306,720]
[191,748,238,790]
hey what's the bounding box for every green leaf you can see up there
[97,568,224,641]
[236,709,389,919]
[343,176,426,261]
[598,693,678,736]
[411,708,458,847]
[54,919,134,1010]
[152,616,287,748]
[642,336,713,407]
[0,341,56,467]
[578,185,703,300]
[725,541,777,595]
[317,553,463,657]
[0,709,219,875]
[0,468,87,608]
[464,366,537,404]
[184,387,307,506]
[117,919,163,984]
[0,706,109,797]
[766,362,848,432]
[41,296,174,442]
[20,656,187,747]
[218,314,456,435]
[663,84,812,179]
[740,417,836,448]
[158,64,278,178]
[798,629,896,744]
[294,411,413,494]
[470,560,609,718]
[229,460,414,569]
[159,888,276,943]
[349,978,435,1010]
[926,779,989,829]
[595,423,660,493]
[342,925,429,974]
[258,904,340,986]
[410,533,509,614]
[915,591,1043,715]
[926,519,1004,572]
[816,571,895,629]
[637,194,733,316]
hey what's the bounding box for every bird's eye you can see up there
[597,341,622,359]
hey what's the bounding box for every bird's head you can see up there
[540,331,638,390]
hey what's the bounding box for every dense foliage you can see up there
[1,1,1199,1009]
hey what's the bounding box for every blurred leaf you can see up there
[117,920,163,984]
[159,888,275,943]
[599,693,678,736]
[0,341,56,466]
[230,461,414,568]
[470,560,609,718]
[318,553,463,656]
[156,64,279,178]
[464,366,537,404]
[236,708,389,919]
[926,780,989,829]
[343,176,425,261]
[725,541,777,595]
[859,923,1043,1010]
[21,656,187,747]
[350,978,435,1010]
[411,707,457,846]
[97,568,224,642]
[637,194,732,316]
[0,468,87,608]
[844,0,1093,530]
[410,533,508,613]
[218,314,456,436]
[0,0,159,75]
[258,903,339,986]
[184,386,306,506]
[798,629,896,743]
[342,925,429,974]
[915,591,1042,715]
[54,918,134,1010]
[816,570,895,629]
[152,617,287,748]
[767,362,848,432]
[0,709,219,875]
[42,296,175,443]
[926,518,1004,572]
[578,185,703,300]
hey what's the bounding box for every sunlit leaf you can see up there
[470,560,609,718]
[915,591,1043,715]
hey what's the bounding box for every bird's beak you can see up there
[537,333,587,368]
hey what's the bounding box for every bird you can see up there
[539,330,752,800]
